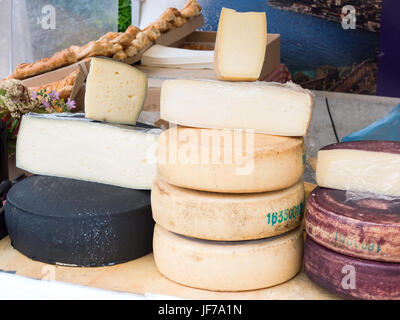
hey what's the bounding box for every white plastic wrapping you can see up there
[316,140,400,197]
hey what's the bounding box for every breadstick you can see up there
[11,48,77,80]
[113,50,128,61]
[143,26,161,41]
[30,68,80,99]
[125,46,138,58]
[125,25,141,38]
[77,40,116,60]
[181,0,202,18]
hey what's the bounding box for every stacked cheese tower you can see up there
[6,58,161,267]
[152,8,314,292]
[305,141,400,300]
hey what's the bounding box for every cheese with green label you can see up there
[85,57,147,125]
[152,178,305,241]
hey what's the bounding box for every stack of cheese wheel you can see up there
[152,8,314,292]
[305,141,400,300]
[6,58,159,267]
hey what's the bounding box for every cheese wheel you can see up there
[317,140,400,196]
[160,80,314,137]
[306,187,400,262]
[304,237,400,300]
[153,224,304,291]
[5,176,154,267]
[0,209,6,240]
[152,177,305,241]
[17,113,161,190]
[157,127,305,193]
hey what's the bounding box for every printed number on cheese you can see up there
[306,187,400,262]
[152,178,305,241]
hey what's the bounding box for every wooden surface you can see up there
[5,148,333,299]
[0,181,339,300]
[0,236,339,300]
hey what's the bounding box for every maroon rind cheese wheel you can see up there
[304,237,400,300]
[320,140,400,154]
[306,187,400,262]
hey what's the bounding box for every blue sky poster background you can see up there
[198,0,390,96]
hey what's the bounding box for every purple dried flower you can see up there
[31,91,37,100]
[51,90,60,100]
[43,100,51,109]
[66,98,76,110]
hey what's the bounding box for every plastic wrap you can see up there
[316,140,400,197]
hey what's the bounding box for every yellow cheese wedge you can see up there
[214,8,267,81]
[85,57,147,125]
[153,224,304,292]
[157,127,305,193]
[152,178,305,241]
[160,79,314,136]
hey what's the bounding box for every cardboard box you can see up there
[21,15,205,110]
[140,32,281,111]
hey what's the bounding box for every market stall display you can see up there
[1,1,397,301]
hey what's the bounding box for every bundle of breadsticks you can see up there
[9,0,202,99]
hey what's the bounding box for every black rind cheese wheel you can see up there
[304,237,400,300]
[306,187,400,262]
[5,176,154,267]
[0,209,7,240]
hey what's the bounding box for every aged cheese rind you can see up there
[153,224,304,292]
[157,127,305,193]
[304,237,400,300]
[160,80,314,136]
[85,57,148,125]
[214,8,267,81]
[316,141,400,196]
[16,113,161,190]
[5,176,154,267]
[152,178,305,240]
[306,187,400,262]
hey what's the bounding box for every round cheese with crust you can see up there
[153,224,304,292]
[152,177,305,241]
[157,127,305,193]
[306,187,400,262]
[304,237,400,300]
